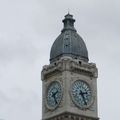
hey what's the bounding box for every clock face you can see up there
[46,81,62,109]
[71,80,92,108]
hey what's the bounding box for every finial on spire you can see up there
[61,13,76,32]
[68,8,70,15]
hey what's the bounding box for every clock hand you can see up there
[79,90,87,105]
[52,90,58,104]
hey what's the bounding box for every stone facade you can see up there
[41,57,98,120]
[43,112,99,120]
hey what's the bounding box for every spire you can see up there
[61,13,76,32]
[50,14,89,63]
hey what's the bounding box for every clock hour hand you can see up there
[79,90,87,105]
[52,90,58,104]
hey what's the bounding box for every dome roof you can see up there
[50,14,89,63]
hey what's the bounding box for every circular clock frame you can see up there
[46,81,63,110]
[70,80,94,109]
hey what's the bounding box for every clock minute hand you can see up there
[52,90,58,104]
[79,90,87,105]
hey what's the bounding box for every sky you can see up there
[0,0,120,120]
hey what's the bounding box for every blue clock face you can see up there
[47,81,62,109]
[71,80,92,108]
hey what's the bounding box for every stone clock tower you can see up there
[41,14,99,120]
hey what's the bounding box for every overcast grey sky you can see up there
[0,0,120,120]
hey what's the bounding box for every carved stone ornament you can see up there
[41,57,98,81]
[43,112,99,120]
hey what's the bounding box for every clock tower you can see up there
[41,13,99,120]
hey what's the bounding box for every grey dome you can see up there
[50,14,89,63]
